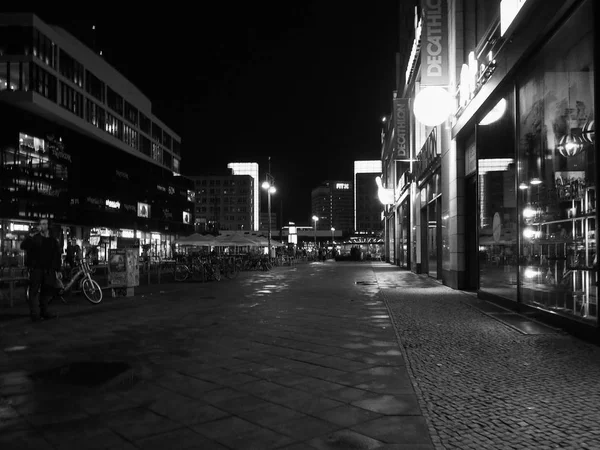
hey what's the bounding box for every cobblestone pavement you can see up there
[0,262,434,449]
[373,263,600,450]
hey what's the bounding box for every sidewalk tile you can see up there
[103,407,182,440]
[237,403,307,427]
[148,391,229,425]
[352,394,421,415]
[215,427,295,450]
[313,404,382,427]
[192,416,262,440]
[135,428,227,450]
[0,429,55,449]
[270,415,341,440]
[351,416,433,445]
[308,429,384,449]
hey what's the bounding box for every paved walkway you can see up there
[374,263,600,450]
[2,262,600,449]
[0,262,433,449]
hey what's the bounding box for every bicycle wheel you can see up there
[174,264,189,282]
[82,278,103,304]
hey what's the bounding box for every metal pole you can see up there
[314,219,317,248]
[267,190,272,258]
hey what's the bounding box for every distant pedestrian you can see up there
[65,238,81,269]
[20,218,62,322]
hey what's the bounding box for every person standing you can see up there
[65,238,81,270]
[20,218,62,321]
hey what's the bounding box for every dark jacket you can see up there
[20,233,62,271]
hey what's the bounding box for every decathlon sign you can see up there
[420,0,448,86]
[393,98,410,160]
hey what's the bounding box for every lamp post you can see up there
[312,215,319,250]
[262,180,276,258]
[331,227,335,243]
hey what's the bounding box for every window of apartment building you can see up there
[105,113,123,140]
[58,49,83,87]
[163,151,173,170]
[123,123,138,149]
[139,135,151,156]
[123,101,138,125]
[30,63,57,101]
[151,143,162,164]
[0,61,29,92]
[139,112,151,134]
[106,86,123,116]
[173,158,180,174]
[152,122,162,142]
[59,81,83,118]
[32,28,56,69]
[85,70,105,103]
[172,139,181,156]
[86,99,105,129]
[162,132,172,150]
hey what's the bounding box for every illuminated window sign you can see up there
[182,211,190,224]
[137,202,150,218]
[336,183,350,190]
[105,199,120,209]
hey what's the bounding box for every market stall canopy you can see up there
[215,234,259,247]
[174,233,219,246]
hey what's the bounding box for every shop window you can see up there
[517,0,596,322]
[477,90,517,301]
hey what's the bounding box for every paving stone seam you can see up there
[376,285,445,450]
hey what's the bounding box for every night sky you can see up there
[34,3,400,225]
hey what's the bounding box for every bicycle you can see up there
[28,259,103,304]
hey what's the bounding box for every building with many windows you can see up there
[310,180,354,232]
[227,162,259,231]
[0,14,194,263]
[354,161,383,233]
[190,171,254,232]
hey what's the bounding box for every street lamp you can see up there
[331,227,335,243]
[262,180,276,258]
[312,215,319,250]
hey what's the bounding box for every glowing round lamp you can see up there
[479,98,507,125]
[557,132,584,157]
[375,176,394,205]
[413,86,454,127]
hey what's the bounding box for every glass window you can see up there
[85,70,105,102]
[59,81,84,118]
[163,151,173,170]
[21,62,29,91]
[163,132,172,149]
[86,99,105,129]
[152,122,162,142]
[139,135,151,156]
[105,113,123,140]
[32,28,55,68]
[173,139,181,156]
[0,26,33,56]
[0,62,7,91]
[139,113,151,134]
[517,0,596,322]
[478,90,517,301]
[124,101,138,125]
[59,49,83,87]
[106,87,123,115]
[30,63,57,102]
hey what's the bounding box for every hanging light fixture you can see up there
[582,119,595,144]
[557,130,585,157]
[556,70,585,157]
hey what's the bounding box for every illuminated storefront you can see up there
[0,104,194,265]
[453,0,598,330]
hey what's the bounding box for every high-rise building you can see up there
[354,161,383,233]
[311,180,353,232]
[227,162,259,230]
[0,14,194,262]
[190,171,254,232]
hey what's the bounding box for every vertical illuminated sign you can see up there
[420,0,448,86]
[393,98,410,160]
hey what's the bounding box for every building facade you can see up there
[0,14,193,263]
[191,172,254,232]
[381,0,599,337]
[354,161,383,233]
[310,180,353,232]
[227,162,259,231]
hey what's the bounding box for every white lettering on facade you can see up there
[396,102,407,157]
[425,0,443,77]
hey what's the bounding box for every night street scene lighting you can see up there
[0,2,598,449]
